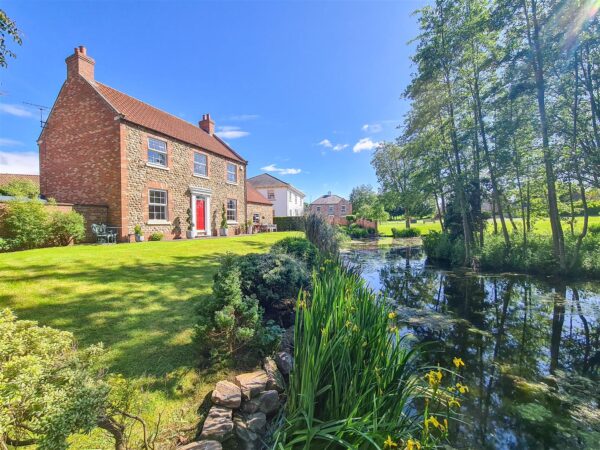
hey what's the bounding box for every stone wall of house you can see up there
[248,203,274,226]
[123,123,247,240]
[38,75,123,228]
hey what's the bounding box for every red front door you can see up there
[196,198,205,231]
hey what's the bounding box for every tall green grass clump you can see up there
[274,262,421,448]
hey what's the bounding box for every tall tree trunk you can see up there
[570,51,589,269]
[521,0,566,269]
[472,73,510,247]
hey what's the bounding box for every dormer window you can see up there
[148,138,167,167]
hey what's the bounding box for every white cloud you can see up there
[361,123,383,133]
[0,150,39,174]
[332,144,348,151]
[0,138,23,147]
[228,114,259,121]
[215,125,249,139]
[353,137,381,153]
[317,139,333,148]
[0,103,35,118]
[261,164,301,175]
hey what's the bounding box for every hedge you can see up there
[274,216,306,232]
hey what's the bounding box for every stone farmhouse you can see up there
[309,192,352,219]
[247,173,305,217]
[39,46,273,241]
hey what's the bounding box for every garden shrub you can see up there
[195,254,261,358]
[270,236,319,269]
[305,213,339,256]
[589,223,600,235]
[2,200,49,250]
[0,179,39,198]
[149,232,163,241]
[274,216,306,231]
[391,227,421,238]
[346,223,375,239]
[0,309,151,450]
[47,210,85,246]
[345,214,357,223]
[195,254,281,361]
[237,252,311,314]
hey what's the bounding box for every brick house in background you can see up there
[39,46,248,240]
[246,184,274,226]
[0,173,40,189]
[309,192,352,219]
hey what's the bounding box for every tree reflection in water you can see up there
[343,246,600,449]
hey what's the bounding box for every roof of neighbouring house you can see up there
[247,173,305,196]
[311,194,347,205]
[247,184,273,205]
[0,173,40,187]
[90,82,246,163]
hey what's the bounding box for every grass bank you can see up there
[0,232,300,448]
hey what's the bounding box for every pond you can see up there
[343,245,600,449]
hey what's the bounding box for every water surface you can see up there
[344,245,600,449]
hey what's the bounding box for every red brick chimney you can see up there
[199,113,215,136]
[66,46,95,81]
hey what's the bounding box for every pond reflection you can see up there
[343,246,600,449]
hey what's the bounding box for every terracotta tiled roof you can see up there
[0,173,40,186]
[311,194,346,205]
[247,184,273,205]
[92,82,245,163]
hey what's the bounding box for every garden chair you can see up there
[91,223,117,244]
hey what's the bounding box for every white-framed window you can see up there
[267,190,275,200]
[148,138,167,167]
[194,152,208,177]
[341,205,346,214]
[149,189,167,220]
[227,199,237,221]
[253,213,260,224]
[316,206,321,213]
[328,205,334,214]
[227,163,238,183]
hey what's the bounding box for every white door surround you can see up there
[189,186,213,236]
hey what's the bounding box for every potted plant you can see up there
[219,203,228,236]
[134,224,144,242]
[186,208,196,239]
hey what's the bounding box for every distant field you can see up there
[379,216,600,237]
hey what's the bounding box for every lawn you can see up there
[0,232,299,448]
[379,216,600,237]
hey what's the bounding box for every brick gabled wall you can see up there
[38,76,122,228]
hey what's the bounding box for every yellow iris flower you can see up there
[383,435,398,448]
[453,357,465,369]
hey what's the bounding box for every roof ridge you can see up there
[248,172,289,186]
[95,81,207,133]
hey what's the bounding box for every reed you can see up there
[274,262,422,449]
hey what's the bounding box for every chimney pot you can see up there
[199,113,215,136]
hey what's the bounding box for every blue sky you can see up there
[0,0,425,202]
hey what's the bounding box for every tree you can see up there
[349,185,378,214]
[372,141,428,228]
[0,9,22,68]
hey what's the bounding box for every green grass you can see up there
[379,216,600,237]
[0,232,299,448]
